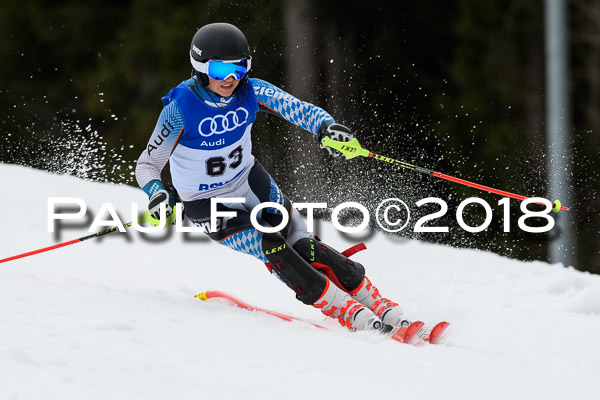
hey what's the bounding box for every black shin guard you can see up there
[261,232,327,305]
[293,238,365,293]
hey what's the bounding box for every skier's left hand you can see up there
[317,123,354,158]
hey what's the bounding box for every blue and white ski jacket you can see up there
[135,77,335,201]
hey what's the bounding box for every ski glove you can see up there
[317,123,354,158]
[147,182,182,224]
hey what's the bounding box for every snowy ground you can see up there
[1,164,599,400]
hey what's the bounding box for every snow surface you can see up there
[1,163,599,400]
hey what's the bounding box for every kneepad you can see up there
[261,232,327,305]
[293,238,365,293]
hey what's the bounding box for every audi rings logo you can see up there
[198,108,249,137]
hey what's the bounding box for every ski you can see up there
[416,321,451,344]
[194,290,327,330]
[195,290,448,344]
[388,321,425,344]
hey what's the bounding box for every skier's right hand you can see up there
[148,190,174,221]
[145,181,181,223]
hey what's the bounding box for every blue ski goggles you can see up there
[190,53,251,81]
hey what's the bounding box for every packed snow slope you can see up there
[1,164,599,400]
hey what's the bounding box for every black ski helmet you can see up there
[190,23,251,63]
[190,23,252,91]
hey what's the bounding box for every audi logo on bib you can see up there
[198,108,249,137]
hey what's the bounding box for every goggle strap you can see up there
[190,53,209,74]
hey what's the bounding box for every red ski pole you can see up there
[321,137,569,212]
[0,207,175,264]
[0,223,134,264]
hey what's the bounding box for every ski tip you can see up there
[427,321,450,344]
[194,291,209,301]
[390,321,424,344]
[406,321,425,343]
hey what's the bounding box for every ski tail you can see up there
[195,291,327,329]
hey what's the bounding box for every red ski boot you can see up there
[313,278,383,331]
[351,276,410,328]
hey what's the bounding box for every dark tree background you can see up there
[1,0,599,273]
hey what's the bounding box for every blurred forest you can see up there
[1,0,599,273]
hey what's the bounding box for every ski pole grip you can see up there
[321,137,371,160]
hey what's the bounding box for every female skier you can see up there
[135,22,409,332]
